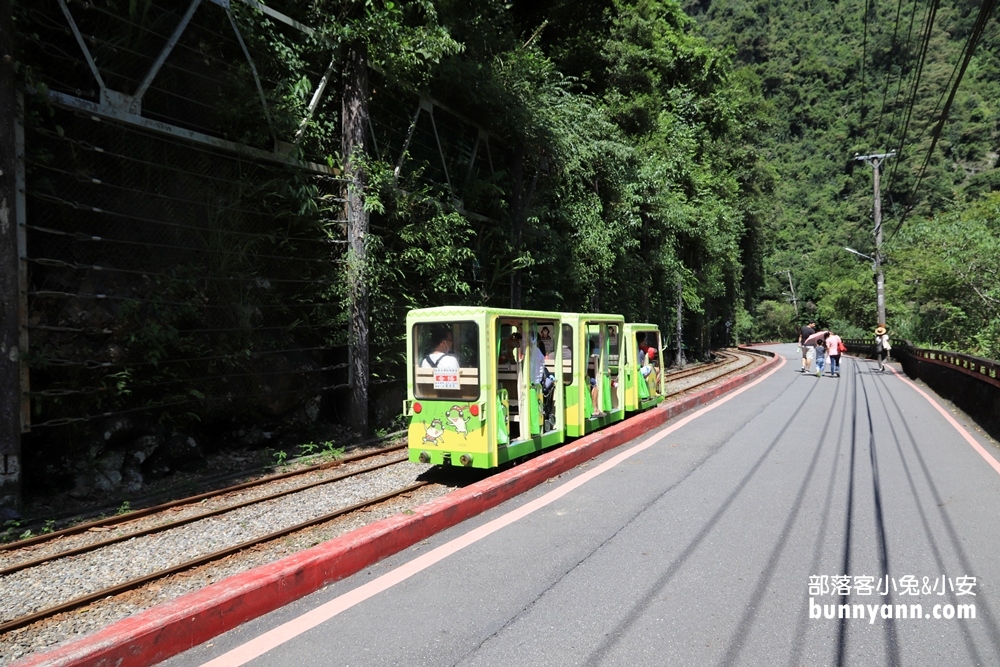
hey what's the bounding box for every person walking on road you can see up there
[798,321,817,373]
[826,331,844,377]
[874,324,891,371]
[814,332,829,377]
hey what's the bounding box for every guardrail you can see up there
[843,339,1000,441]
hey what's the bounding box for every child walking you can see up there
[814,334,828,377]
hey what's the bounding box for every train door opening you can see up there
[495,317,560,444]
[586,322,621,417]
[635,329,663,399]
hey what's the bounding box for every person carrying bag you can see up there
[874,324,891,372]
[825,331,844,378]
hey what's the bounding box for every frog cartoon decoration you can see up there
[422,418,446,446]
[445,405,470,438]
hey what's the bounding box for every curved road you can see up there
[164,344,1000,667]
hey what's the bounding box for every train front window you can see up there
[413,322,480,400]
[637,330,660,365]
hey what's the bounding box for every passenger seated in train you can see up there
[421,326,459,369]
[531,336,547,386]
[641,348,659,395]
[498,331,519,366]
[636,333,654,366]
[589,376,603,417]
[536,338,557,430]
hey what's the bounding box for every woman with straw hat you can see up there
[874,324,891,371]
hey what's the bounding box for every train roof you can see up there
[406,307,655,329]
[559,312,625,323]
[405,305,564,320]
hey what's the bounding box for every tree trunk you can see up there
[640,220,650,319]
[509,144,525,309]
[0,0,22,511]
[675,279,684,368]
[343,41,369,437]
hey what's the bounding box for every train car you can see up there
[404,306,566,468]
[405,308,667,469]
[622,323,666,411]
[561,313,626,436]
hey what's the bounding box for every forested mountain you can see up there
[683,0,1000,355]
[417,0,1000,356]
[10,0,996,482]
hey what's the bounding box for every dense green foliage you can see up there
[362,0,775,365]
[17,0,999,450]
[685,0,1000,355]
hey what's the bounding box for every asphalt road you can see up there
[163,345,1000,667]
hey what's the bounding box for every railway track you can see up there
[661,348,760,394]
[0,443,407,561]
[0,445,435,636]
[662,349,736,383]
[0,482,429,634]
[0,446,410,576]
[0,349,763,659]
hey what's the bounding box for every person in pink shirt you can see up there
[825,331,843,377]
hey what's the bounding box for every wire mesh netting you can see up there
[17,0,351,442]
[24,102,349,433]
[13,0,508,468]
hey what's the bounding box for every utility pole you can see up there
[854,151,895,326]
[777,269,798,317]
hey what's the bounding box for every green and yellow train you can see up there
[404,306,665,468]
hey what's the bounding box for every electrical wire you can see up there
[886,0,940,190]
[872,0,908,143]
[29,382,351,429]
[26,222,338,265]
[29,362,349,398]
[33,344,345,371]
[884,0,921,181]
[27,257,339,285]
[28,321,334,336]
[885,0,1000,244]
[860,0,872,132]
[31,126,347,199]
[27,289,339,312]
[28,169,347,244]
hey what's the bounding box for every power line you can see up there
[884,0,925,173]
[872,0,909,143]
[860,0,872,131]
[887,0,940,191]
[885,0,999,244]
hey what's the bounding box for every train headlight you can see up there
[459,454,472,466]
[469,404,479,417]
[413,402,422,414]
[419,451,431,464]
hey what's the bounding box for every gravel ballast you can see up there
[0,456,443,665]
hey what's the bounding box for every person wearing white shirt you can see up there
[421,327,459,369]
[874,324,891,371]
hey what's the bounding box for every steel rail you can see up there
[662,350,737,383]
[662,350,758,395]
[0,443,406,552]
[0,454,408,576]
[0,481,429,634]
[0,352,762,635]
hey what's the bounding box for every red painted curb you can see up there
[15,350,778,667]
